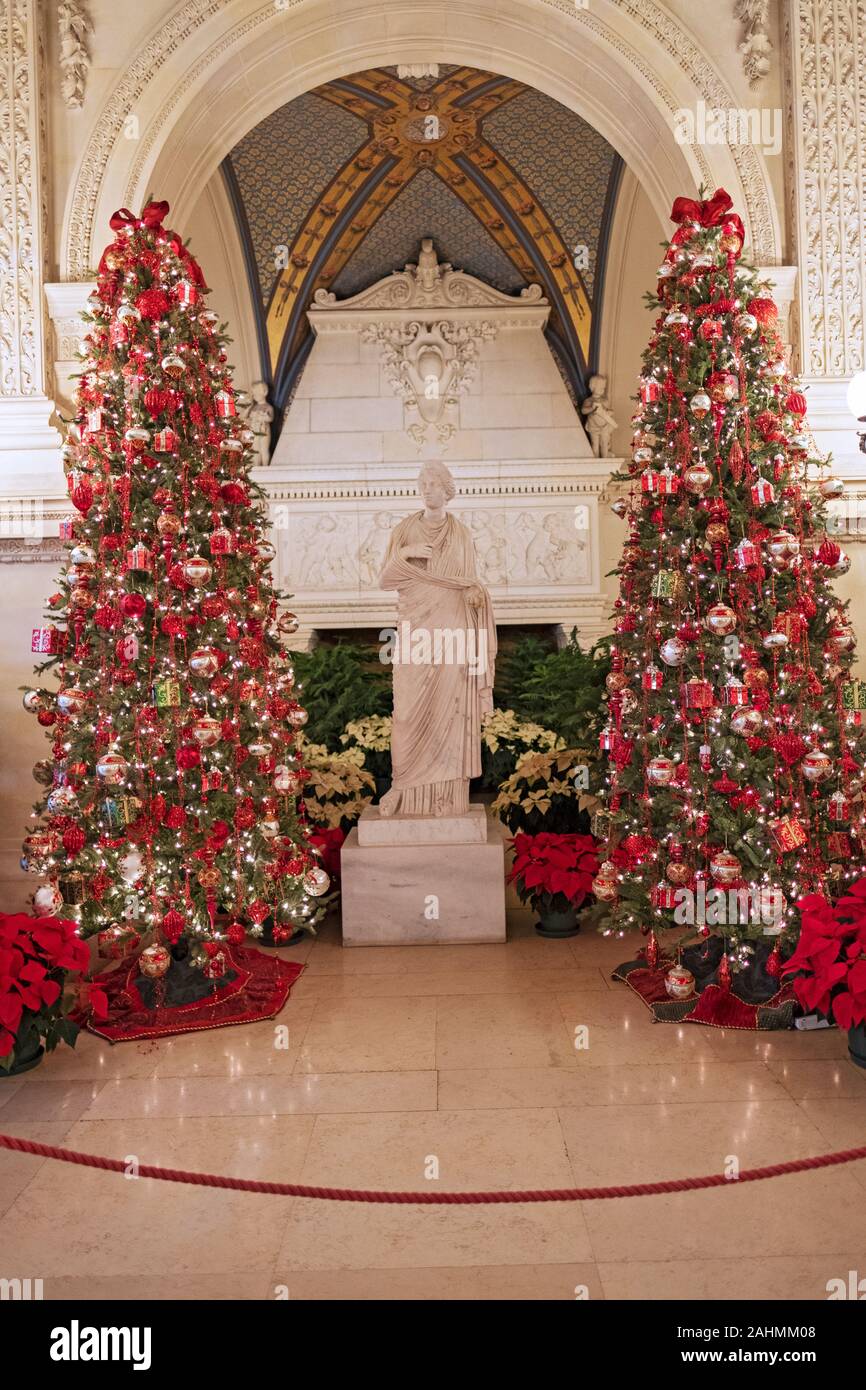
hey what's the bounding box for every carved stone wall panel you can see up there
[787,0,866,378]
[0,0,49,398]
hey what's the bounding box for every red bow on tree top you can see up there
[109,199,170,232]
[669,187,745,247]
[100,199,206,286]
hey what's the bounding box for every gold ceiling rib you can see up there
[263,66,592,378]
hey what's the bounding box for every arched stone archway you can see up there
[62,0,781,280]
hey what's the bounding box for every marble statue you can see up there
[580,373,617,458]
[378,461,496,818]
[246,380,274,467]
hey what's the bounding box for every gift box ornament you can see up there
[769,816,808,853]
[751,476,776,507]
[59,872,85,905]
[642,467,680,497]
[209,526,235,556]
[733,537,759,569]
[651,881,679,909]
[723,678,749,706]
[175,280,198,307]
[651,569,686,602]
[126,544,153,573]
[31,625,64,654]
[203,949,228,979]
[152,677,182,708]
[97,923,141,959]
[153,427,178,452]
[102,795,142,828]
[828,790,851,822]
[683,677,714,709]
[826,830,853,860]
[842,679,866,711]
[639,378,661,404]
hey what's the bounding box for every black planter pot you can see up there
[848,1022,866,1070]
[374,775,392,800]
[2,1030,44,1077]
[534,904,580,939]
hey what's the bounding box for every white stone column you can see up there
[0,0,61,495]
[45,281,96,417]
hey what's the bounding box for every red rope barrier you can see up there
[2,1132,865,1204]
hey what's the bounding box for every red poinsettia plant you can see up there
[782,880,866,1029]
[508,832,599,913]
[0,912,89,1068]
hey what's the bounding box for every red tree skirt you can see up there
[75,945,304,1043]
[613,951,796,1030]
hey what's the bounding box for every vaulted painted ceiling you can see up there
[223,65,621,411]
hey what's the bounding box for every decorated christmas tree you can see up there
[595,188,865,978]
[23,201,329,975]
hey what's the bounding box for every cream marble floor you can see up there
[1,898,865,1302]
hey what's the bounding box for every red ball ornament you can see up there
[226,922,246,946]
[120,592,147,619]
[176,745,201,771]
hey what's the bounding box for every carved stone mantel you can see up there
[268,239,606,644]
[308,241,549,450]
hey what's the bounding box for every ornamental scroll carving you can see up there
[362,318,497,448]
[0,0,48,397]
[787,0,866,378]
[58,1,91,108]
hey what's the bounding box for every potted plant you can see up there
[508,832,599,938]
[500,630,611,750]
[299,739,377,837]
[340,714,393,796]
[782,879,866,1067]
[480,709,563,790]
[491,747,598,834]
[288,641,391,750]
[0,911,88,1075]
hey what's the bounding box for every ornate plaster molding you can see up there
[312,242,546,314]
[58,0,91,108]
[63,0,780,278]
[785,0,866,379]
[363,318,497,448]
[0,0,51,398]
[735,0,772,85]
[310,241,548,448]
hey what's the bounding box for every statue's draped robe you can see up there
[379,511,497,815]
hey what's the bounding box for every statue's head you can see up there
[418,460,456,510]
[588,373,607,396]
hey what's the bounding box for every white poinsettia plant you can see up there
[480,708,563,786]
[340,714,393,781]
[297,738,375,831]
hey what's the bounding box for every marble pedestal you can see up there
[341,806,506,946]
